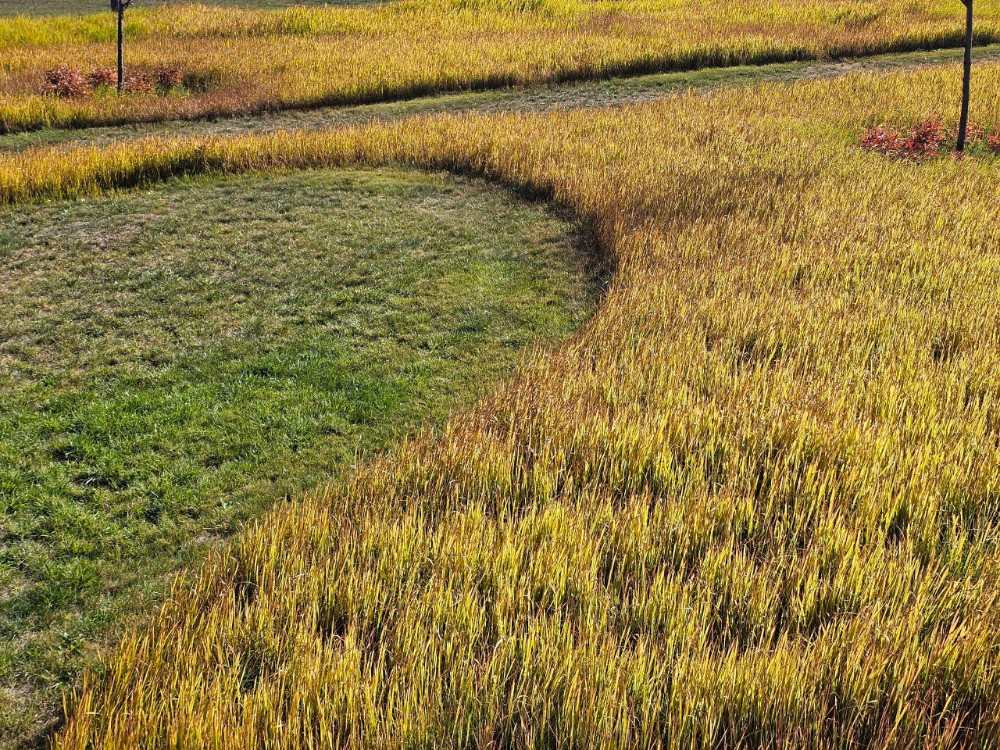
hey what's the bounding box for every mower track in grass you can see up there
[0,167,599,748]
[1,44,999,156]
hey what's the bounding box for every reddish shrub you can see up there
[124,70,155,95]
[152,66,183,92]
[859,125,902,157]
[86,67,118,90]
[860,117,947,161]
[900,117,945,159]
[41,67,91,99]
[988,132,1000,154]
[959,120,985,144]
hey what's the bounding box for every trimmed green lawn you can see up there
[0,168,597,747]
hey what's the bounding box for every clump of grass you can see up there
[6,61,993,748]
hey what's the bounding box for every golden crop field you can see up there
[1,0,999,133]
[3,58,994,747]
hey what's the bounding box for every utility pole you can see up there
[957,0,973,152]
[112,0,134,95]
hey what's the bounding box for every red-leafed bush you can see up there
[124,70,155,94]
[43,64,184,100]
[41,67,91,99]
[859,124,902,157]
[900,117,946,159]
[959,121,985,144]
[152,66,183,92]
[860,117,947,161]
[988,132,1000,154]
[86,67,118,90]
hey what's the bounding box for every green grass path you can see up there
[0,168,597,748]
[3,44,1000,155]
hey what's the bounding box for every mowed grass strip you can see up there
[0,168,597,748]
[2,0,1000,133]
[12,61,998,748]
[5,44,1000,157]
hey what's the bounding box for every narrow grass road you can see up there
[2,44,999,156]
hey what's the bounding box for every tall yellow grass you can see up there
[2,0,1000,133]
[6,60,995,747]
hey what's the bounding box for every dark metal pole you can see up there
[117,4,125,95]
[957,0,973,152]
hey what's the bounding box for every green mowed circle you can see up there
[0,167,596,741]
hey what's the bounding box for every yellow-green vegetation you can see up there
[1,0,999,132]
[0,168,596,747]
[0,0,379,18]
[4,59,992,747]
[5,44,1000,159]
